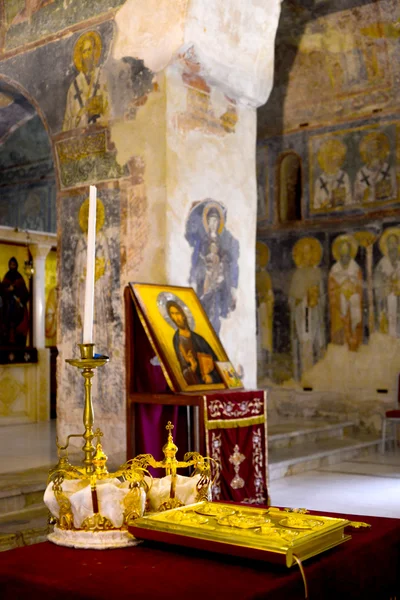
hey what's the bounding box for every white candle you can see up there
[83,186,97,344]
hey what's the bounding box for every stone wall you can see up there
[256,0,400,429]
[0,0,281,458]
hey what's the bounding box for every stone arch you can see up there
[0,73,61,192]
[276,151,302,223]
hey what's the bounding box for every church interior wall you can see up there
[256,0,400,432]
[0,0,283,459]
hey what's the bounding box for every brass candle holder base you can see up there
[66,343,109,475]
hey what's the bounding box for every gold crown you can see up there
[45,344,216,548]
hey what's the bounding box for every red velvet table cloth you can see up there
[0,511,399,600]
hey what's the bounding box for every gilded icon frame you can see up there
[129,283,234,392]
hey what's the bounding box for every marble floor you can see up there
[0,421,399,519]
[0,421,57,475]
[270,451,400,518]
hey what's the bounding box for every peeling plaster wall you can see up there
[164,64,258,385]
[257,0,400,430]
[0,0,281,456]
[184,0,282,106]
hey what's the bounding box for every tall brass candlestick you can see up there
[66,343,108,474]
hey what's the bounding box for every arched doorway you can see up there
[0,79,58,422]
[277,151,302,223]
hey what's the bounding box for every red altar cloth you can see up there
[0,511,399,599]
[204,391,268,504]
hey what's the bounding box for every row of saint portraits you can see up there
[265,0,399,133]
[258,124,400,222]
[256,227,400,381]
[311,128,398,212]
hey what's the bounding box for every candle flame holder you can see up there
[65,344,109,475]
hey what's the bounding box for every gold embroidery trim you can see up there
[205,414,265,430]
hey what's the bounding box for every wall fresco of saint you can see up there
[256,224,400,386]
[259,0,400,135]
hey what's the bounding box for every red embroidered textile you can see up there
[0,510,399,600]
[204,390,268,504]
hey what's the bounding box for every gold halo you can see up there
[202,201,225,235]
[378,227,400,257]
[332,234,358,261]
[292,237,323,268]
[359,131,390,165]
[256,241,270,268]
[73,31,102,73]
[79,197,105,233]
[317,138,347,174]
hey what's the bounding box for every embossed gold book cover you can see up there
[130,501,352,568]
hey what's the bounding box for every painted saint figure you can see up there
[374,228,400,337]
[354,132,396,204]
[186,200,239,334]
[329,234,363,351]
[289,237,325,381]
[1,257,30,347]
[256,242,274,375]
[313,139,352,210]
[63,31,109,131]
[166,301,222,386]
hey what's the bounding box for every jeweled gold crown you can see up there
[44,344,215,549]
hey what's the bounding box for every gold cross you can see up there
[166,422,174,435]
[94,428,104,445]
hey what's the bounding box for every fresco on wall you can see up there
[63,31,109,132]
[59,189,122,410]
[374,227,400,337]
[175,48,238,136]
[45,248,57,347]
[256,242,273,377]
[310,123,398,214]
[289,237,325,381]
[328,234,363,352]
[0,107,56,232]
[0,183,56,233]
[4,0,125,52]
[186,199,239,335]
[256,149,269,222]
[259,1,400,134]
[256,222,400,386]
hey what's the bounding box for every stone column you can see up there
[113,0,282,387]
[30,243,52,349]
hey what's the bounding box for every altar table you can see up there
[0,510,399,600]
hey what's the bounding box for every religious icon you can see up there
[130,283,231,392]
[186,199,239,335]
[63,30,109,131]
[256,241,274,376]
[289,237,325,381]
[1,255,30,347]
[313,139,352,210]
[45,249,57,346]
[354,131,397,204]
[374,227,400,337]
[329,234,363,351]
